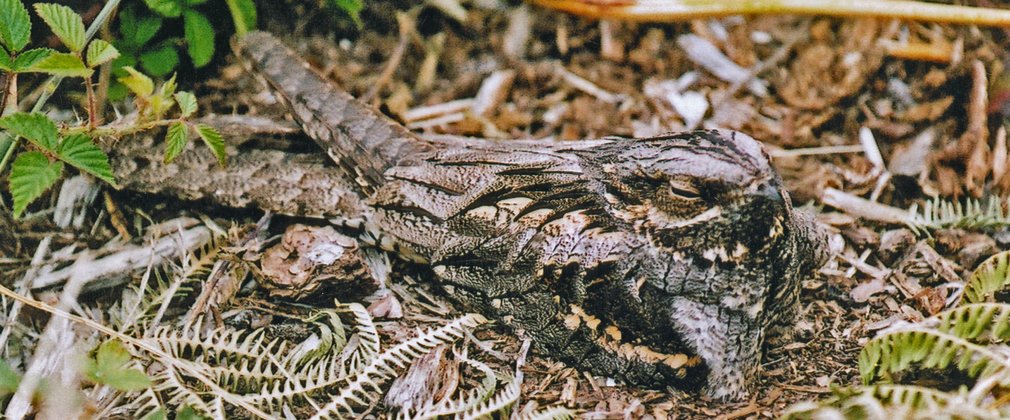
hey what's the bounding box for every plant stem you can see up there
[63,117,178,138]
[528,0,1010,26]
[84,77,97,130]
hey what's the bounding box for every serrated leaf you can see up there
[163,121,188,163]
[143,0,182,18]
[225,0,256,35]
[85,340,151,391]
[159,73,177,99]
[0,112,59,150]
[0,0,31,52]
[56,134,116,186]
[138,44,178,78]
[118,5,162,47]
[140,408,167,420]
[28,52,92,77]
[0,48,10,71]
[9,151,63,218]
[331,0,363,27]
[195,123,225,166]
[34,3,86,52]
[117,66,153,98]
[85,39,119,67]
[0,359,20,397]
[12,48,54,71]
[183,11,214,67]
[174,92,197,117]
[176,406,203,420]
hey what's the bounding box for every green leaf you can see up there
[56,134,116,186]
[12,48,54,71]
[183,11,214,68]
[9,151,63,218]
[118,66,153,98]
[28,52,92,77]
[0,0,31,52]
[225,0,256,35]
[140,409,167,420]
[176,406,204,420]
[84,340,152,391]
[0,359,20,397]
[0,112,59,150]
[143,0,182,18]
[174,91,197,117]
[138,44,179,78]
[118,5,162,47]
[33,3,86,52]
[85,39,119,67]
[163,121,188,163]
[195,123,225,166]
[185,0,208,5]
[0,48,10,71]
[330,0,363,27]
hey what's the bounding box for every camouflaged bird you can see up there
[113,31,829,401]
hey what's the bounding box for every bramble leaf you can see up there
[56,133,116,186]
[83,340,152,391]
[118,66,154,98]
[34,3,87,52]
[0,112,59,150]
[12,48,54,71]
[28,52,93,77]
[86,39,119,67]
[143,0,182,18]
[175,91,197,117]
[164,121,188,163]
[0,49,10,70]
[9,151,63,218]
[195,123,225,166]
[0,359,20,397]
[225,0,256,35]
[331,0,363,27]
[140,409,167,420]
[183,11,214,67]
[0,0,31,52]
[119,5,163,47]
[139,44,179,78]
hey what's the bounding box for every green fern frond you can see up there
[964,251,1010,304]
[859,303,1010,385]
[781,384,1003,419]
[310,313,488,419]
[909,196,1010,232]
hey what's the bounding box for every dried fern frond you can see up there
[310,313,488,419]
[515,405,578,420]
[963,251,1010,304]
[908,196,1010,232]
[402,348,499,419]
[859,303,1010,385]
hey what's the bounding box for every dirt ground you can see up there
[4,1,1010,418]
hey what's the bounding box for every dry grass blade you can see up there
[528,0,1010,26]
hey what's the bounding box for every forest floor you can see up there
[4,1,1009,419]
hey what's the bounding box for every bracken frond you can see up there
[781,384,1004,419]
[963,251,1010,304]
[859,303,1010,385]
[908,196,1010,233]
[309,313,488,419]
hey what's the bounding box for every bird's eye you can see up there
[668,180,701,199]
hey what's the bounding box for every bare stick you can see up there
[528,0,1010,27]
